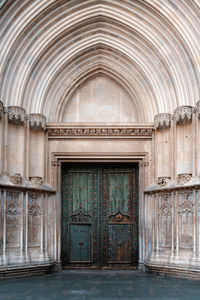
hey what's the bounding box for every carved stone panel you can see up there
[158,194,172,248]
[28,194,41,247]
[6,191,20,248]
[8,106,26,125]
[178,192,193,249]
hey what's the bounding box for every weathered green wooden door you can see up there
[62,164,138,268]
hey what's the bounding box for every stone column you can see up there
[0,101,4,174]
[19,191,25,262]
[196,101,200,177]
[2,190,7,265]
[24,192,30,262]
[154,113,171,182]
[44,193,49,261]
[138,161,145,268]
[39,194,45,261]
[175,191,179,259]
[174,106,193,178]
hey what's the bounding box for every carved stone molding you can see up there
[29,113,46,130]
[8,106,26,125]
[174,106,193,124]
[154,113,171,129]
[177,173,192,185]
[157,177,171,187]
[47,127,153,137]
[197,100,200,117]
[0,101,3,118]
[30,176,44,185]
[9,174,23,185]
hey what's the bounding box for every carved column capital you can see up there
[8,106,26,125]
[29,113,46,130]
[177,173,192,185]
[174,106,193,124]
[0,101,4,118]
[154,113,171,129]
[196,100,200,117]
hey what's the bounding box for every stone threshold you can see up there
[145,263,200,280]
[0,261,56,279]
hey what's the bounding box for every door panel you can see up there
[62,167,99,266]
[103,168,137,266]
[62,164,138,268]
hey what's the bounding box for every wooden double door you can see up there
[62,164,138,268]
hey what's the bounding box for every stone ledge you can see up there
[0,261,56,279]
[145,263,200,280]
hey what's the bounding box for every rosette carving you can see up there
[177,173,192,185]
[174,106,193,124]
[9,174,23,185]
[0,101,3,118]
[157,177,171,187]
[154,113,171,129]
[8,106,26,125]
[29,113,46,130]
[196,100,200,117]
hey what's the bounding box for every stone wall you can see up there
[144,102,200,275]
[0,102,57,271]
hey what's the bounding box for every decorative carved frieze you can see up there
[28,194,40,216]
[157,177,171,187]
[30,176,44,185]
[9,174,23,185]
[174,106,193,124]
[197,100,200,117]
[154,113,171,129]
[47,127,153,137]
[0,101,3,118]
[8,106,26,125]
[177,173,192,185]
[29,113,46,130]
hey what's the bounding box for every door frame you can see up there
[50,152,149,270]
